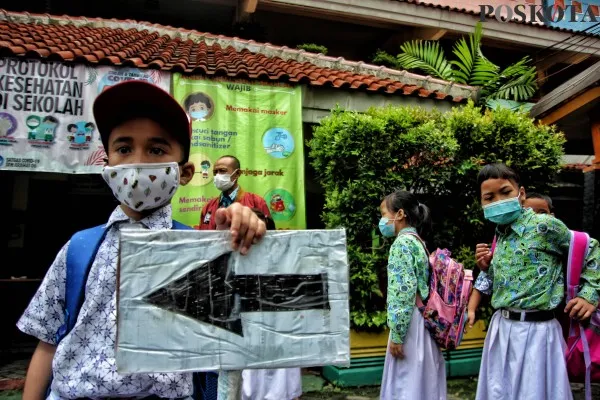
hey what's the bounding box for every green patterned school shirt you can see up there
[387,227,430,344]
[474,208,600,310]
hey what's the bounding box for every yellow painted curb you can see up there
[350,320,487,358]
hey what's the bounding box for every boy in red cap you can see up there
[18,81,266,400]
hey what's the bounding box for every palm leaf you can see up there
[483,57,537,101]
[491,75,537,101]
[472,47,499,84]
[451,22,499,85]
[397,40,454,80]
[451,37,475,83]
[470,53,499,86]
[395,23,538,103]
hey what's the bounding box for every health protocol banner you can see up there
[171,74,305,230]
[0,58,169,173]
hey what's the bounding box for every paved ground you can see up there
[0,356,27,392]
[0,358,598,400]
[299,378,600,400]
[1,381,597,400]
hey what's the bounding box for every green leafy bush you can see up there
[371,50,401,69]
[308,102,565,330]
[297,43,328,55]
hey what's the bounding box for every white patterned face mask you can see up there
[102,162,180,212]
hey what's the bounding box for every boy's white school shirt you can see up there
[17,204,193,399]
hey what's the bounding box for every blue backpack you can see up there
[52,220,218,400]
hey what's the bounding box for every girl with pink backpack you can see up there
[471,163,600,400]
[378,190,447,400]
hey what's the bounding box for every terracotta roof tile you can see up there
[0,9,479,102]
[562,163,592,170]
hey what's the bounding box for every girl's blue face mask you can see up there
[378,214,398,238]
[483,196,522,225]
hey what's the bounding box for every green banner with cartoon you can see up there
[171,75,305,230]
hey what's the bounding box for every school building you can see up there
[1,0,600,388]
[0,8,473,386]
[531,60,600,240]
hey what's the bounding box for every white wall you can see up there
[301,86,458,123]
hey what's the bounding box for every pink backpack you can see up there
[407,234,473,350]
[564,231,600,400]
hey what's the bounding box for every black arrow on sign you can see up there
[143,252,330,336]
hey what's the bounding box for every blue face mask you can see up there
[191,110,208,120]
[378,217,397,238]
[483,196,522,225]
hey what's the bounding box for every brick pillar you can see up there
[583,120,600,239]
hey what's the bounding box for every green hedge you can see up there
[297,43,328,55]
[308,102,565,330]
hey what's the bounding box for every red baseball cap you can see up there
[93,80,191,158]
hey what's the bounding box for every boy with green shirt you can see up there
[469,163,599,400]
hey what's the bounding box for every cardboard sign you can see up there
[116,228,349,373]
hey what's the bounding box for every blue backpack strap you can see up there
[47,224,108,397]
[55,224,109,344]
[57,222,189,343]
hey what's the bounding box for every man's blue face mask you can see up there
[483,196,522,225]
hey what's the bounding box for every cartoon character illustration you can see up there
[67,124,77,142]
[270,194,286,213]
[85,122,95,137]
[67,121,96,144]
[200,160,211,179]
[0,113,17,137]
[184,92,214,121]
[26,116,41,139]
[0,119,11,136]
[28,116,58,142]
